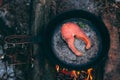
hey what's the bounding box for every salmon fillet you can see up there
[61,22,91,56]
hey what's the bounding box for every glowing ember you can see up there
[55,65,94,80]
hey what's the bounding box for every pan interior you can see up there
[51,18,102,66]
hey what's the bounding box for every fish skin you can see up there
[61,22,91,56]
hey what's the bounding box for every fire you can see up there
[56,65,60,72]
[87,68,93,80]
[55,65,94,80]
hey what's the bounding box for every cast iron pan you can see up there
[43,10,110,70]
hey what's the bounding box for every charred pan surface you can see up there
[60,22,91,56]
[52,18,101,66]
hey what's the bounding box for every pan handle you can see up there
[4,35,42,44]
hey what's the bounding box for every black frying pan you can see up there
[43,10,110,70]
[4,10,110,70]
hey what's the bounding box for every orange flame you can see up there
[55,65,93,80]
[87,68,93,80]
[56,65,60,72]
[85,68,93,80]
[71,70,78,79]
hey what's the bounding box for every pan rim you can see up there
[43,10,110,70]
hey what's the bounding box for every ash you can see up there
[0,1,32,79]
[52,19,101,65]
[0,60,15,80]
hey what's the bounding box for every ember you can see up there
[56,65,95,80]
